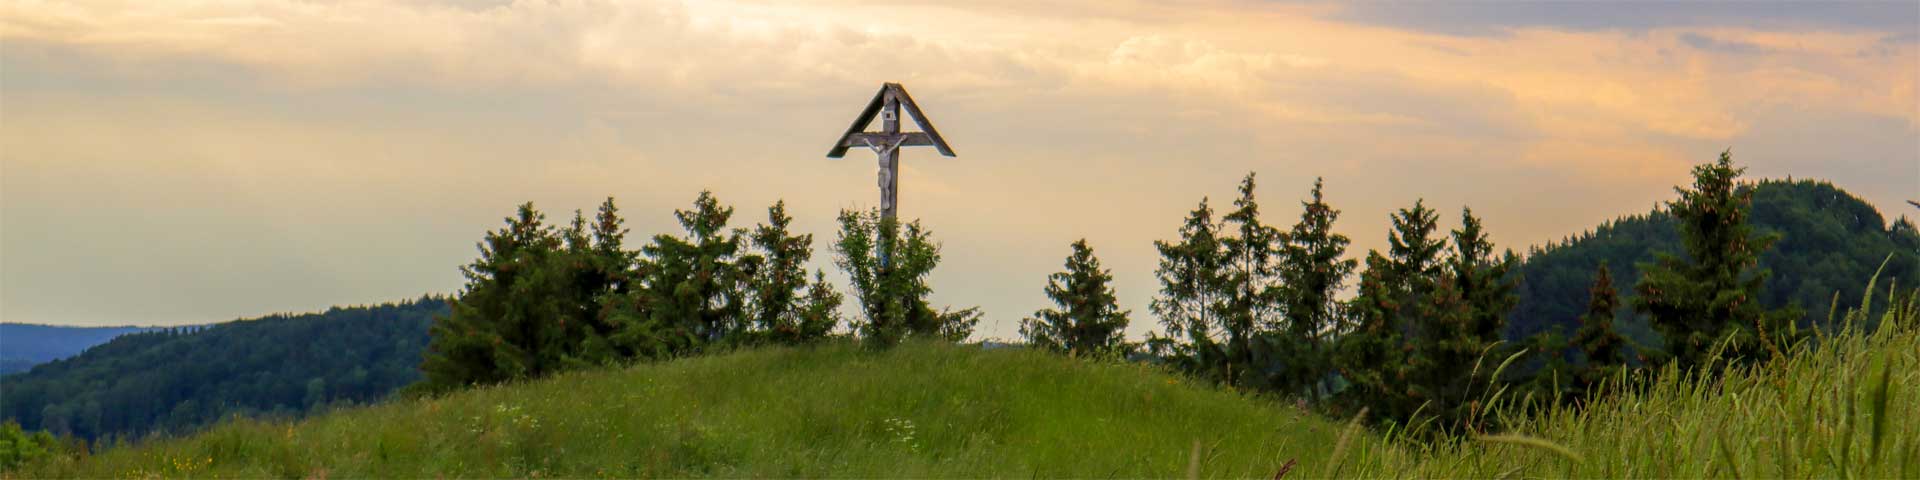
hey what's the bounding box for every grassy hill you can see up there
[12,305,1918,477]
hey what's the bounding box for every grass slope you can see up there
[15,309,1919,478]
[15,342,1359,478]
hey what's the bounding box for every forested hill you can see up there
[1509,179,1920,342]
[0,297,447,441]
[0,325,162,375]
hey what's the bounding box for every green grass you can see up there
[12,297,1917,478]
[12,341,1367,478]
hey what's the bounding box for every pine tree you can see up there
[1021,239,1133,357]
[833,209,978,347]
[1276,177,1356,399]
[1147,198,1230,380]
[1633,150,1801,370]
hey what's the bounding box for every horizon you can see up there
[3,1,1916,339]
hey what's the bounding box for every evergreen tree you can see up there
[1218,173,1284,388]
[1021,239,1133,357]
[546,198,637,367]
[745,201,837,345]
[833,209,978,347]
[1387,201,1448,311]
[421,203,567,389]
[1276,177,1356,399]
[1571,263,1629,392]
[1332,200,1444,425]
[1404,207,1518,433]
[794,270,845,340]
[635,191,749,350]
[1523,262,1633,406]
[420,199,639,390]
[578,198,638,362]
[1147,198,1230,380]
[1447,208,1518,341]
[1633,151,1801,370]
[1334,252,1411,420]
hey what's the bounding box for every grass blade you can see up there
[1476,434,1583,465]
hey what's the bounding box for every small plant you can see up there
[0,420,61,471]
[881,417,920,452]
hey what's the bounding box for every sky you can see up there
[2,1,1916,340]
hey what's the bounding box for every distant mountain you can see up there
[0,324,165,375]
[0,297,447,441]
[1509,179,1920,345]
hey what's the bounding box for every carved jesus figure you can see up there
[878,156,895,212]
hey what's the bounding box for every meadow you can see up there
[9,282,1914,478]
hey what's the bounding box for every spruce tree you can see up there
[1633,151,1801,370]
[1277,177,1356,399]
[636,191,748,350]
[745,201,835,345]
[421,203,565,389]
[579,197,638,362]
[1333,200,1443,425]
[1335,252,1411,419]
[1447,208,1517,341]
[794,270,845,340]
[1218,173,1284,388]
[1021,239,1133,357]
[1404,207,1518,433]
[1147,198,1230,379]
[1571,263,1629,392]
[1387,201,1447,308]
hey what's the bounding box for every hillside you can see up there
[0,325,161,375]
[15,310,1916,477]
[18,341,1367,477]
[1509,179,1920,342]
[0,298,446,441]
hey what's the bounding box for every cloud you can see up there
[1679,32,1775,55]
[1324,2,1920,37]
[1,0,1914,336]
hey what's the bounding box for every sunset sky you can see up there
[3,1,1916,340]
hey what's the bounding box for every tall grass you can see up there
[1390,275,1920,478]
[10,282,1916,477]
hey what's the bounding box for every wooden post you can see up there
[880,93,901,220]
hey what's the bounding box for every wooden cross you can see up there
[827,83,956,222]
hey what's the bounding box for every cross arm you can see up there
[837,132,936,149]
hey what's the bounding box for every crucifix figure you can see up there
[826,83,956,222]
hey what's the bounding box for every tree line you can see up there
[7,151,1906,449]
[1015,151,1908,434]
[0,298,447,442]
[1508,178,1920,345]
[417,193,979,391]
